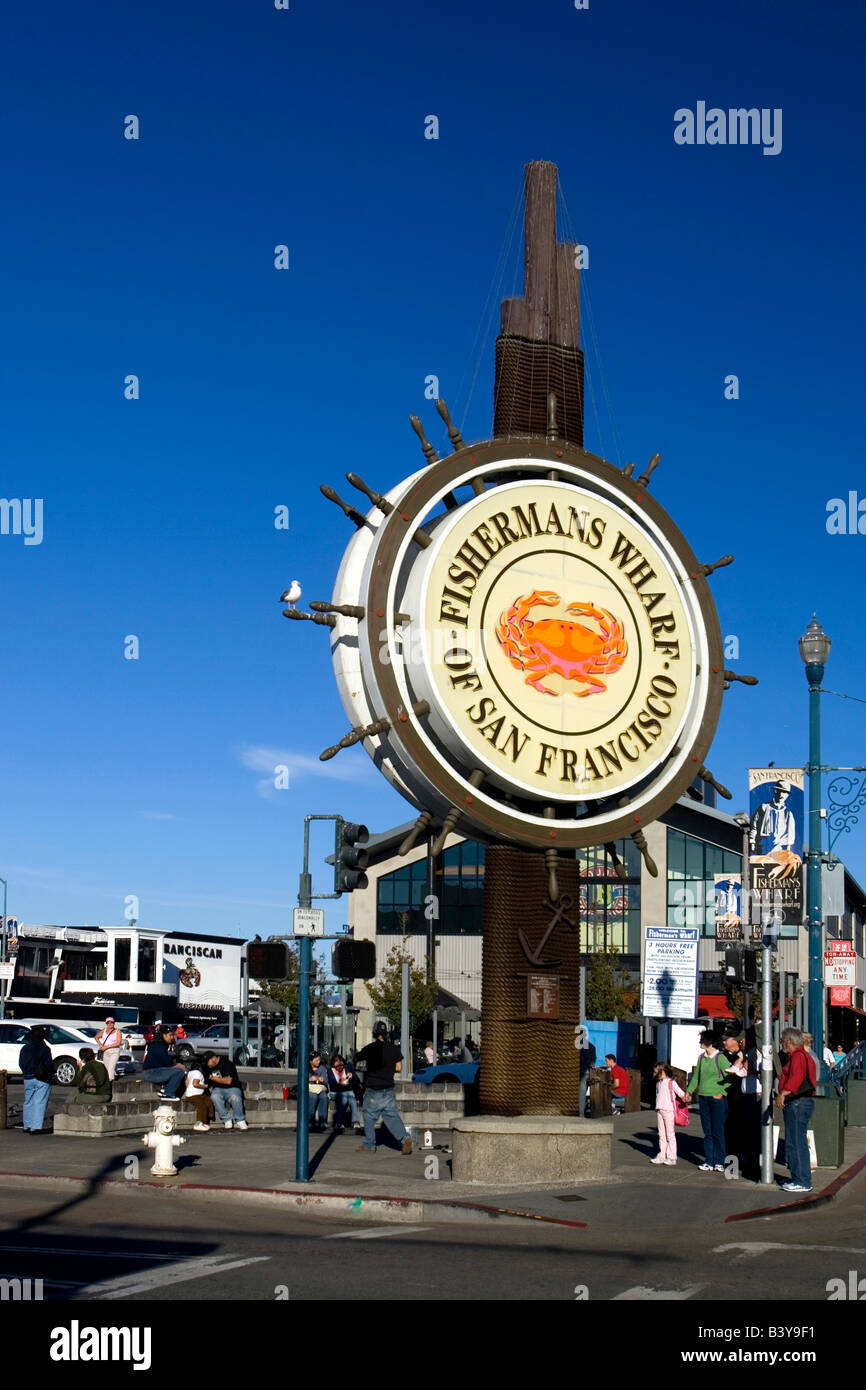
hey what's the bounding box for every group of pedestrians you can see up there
[142,1027,249,1131]
[649,1027,818,1192]
[308,1021,413,1155]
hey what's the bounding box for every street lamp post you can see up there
[799,614,832,1081]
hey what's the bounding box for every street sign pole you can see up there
[293,813,361,1182]
[760,915,780,1186]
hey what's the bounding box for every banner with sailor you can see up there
[748,768,805,928]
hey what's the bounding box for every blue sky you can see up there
[2,0,865,941]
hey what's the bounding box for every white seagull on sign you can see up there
[280,580,302,609]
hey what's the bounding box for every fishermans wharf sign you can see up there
[408,478,693,803]
[322,438,727,853]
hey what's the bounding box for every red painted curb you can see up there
[0,1170,587,1229]
[725,1150,866,1222]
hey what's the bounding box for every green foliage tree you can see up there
[584,948,640,1021]
[367,938,437,1034]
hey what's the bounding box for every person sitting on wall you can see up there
[203,1051,248,1130]
[605,1053,631,1114]
[69,1047,112,1104]
[183,1058,215,1131]
[308,1051,330,1132]
[328,1053,362,1133]
[142,1027,187,1099]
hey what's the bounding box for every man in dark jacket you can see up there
[19,1026,53,1133]
[355,1022,412,1155]
[142,1028,186,1098]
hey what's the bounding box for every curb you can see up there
[725,1151,866,1222]
[0,1171,587,1229]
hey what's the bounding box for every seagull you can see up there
[280,580,302,609]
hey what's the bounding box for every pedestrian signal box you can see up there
[246,942,288,979]
[332,939,376,980]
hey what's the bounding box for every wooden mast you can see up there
[493,160,584,445]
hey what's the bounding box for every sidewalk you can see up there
[1,1107,863,1229]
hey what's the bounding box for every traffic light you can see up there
[332,939,376,980]
[724,948,742,982]
[334,819,369,893]
[246,941,288,979]
[743,949,759,987]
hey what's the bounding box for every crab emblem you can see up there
[495,590,628,697]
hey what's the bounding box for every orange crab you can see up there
[750,849,802,881]
[495,589,628,697]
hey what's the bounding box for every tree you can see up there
[254,940,329,1014]
[367,938,437,1034]
[584,948,640,1021]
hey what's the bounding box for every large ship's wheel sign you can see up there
[282,423,757,887]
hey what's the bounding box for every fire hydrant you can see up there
[142,1104,185,1176]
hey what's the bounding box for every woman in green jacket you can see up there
[68,1047,113,1104]
[686,1031,730,1172]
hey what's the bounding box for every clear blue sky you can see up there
[2,0,865,940]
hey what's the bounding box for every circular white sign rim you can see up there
[362,455,714,833]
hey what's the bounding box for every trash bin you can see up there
[845,1078,866,1127]
[588,1067,613,1117]
[624,1069,641,1112]
[810,1093,845,1167]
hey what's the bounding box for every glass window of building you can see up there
[440,841,485,934]
[377,858,428,936]
[114,937,131,981]
[138,938,156,983]
[666,829,748,937]
[64,951,108,982]
[577,838,641,955]
[377,842,486,936]
[10,945,53,998]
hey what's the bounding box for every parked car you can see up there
[0,1021,93,1086]
[411,1062,480,1085]
[175,1022,279,1065]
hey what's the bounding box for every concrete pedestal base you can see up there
[451,1115,613,1185]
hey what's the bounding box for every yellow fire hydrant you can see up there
[142,1104,186,1176]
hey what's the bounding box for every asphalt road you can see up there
[1,1170,865,1305]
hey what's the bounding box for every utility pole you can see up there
[295,813,367,1183]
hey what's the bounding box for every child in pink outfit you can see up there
[652,1063,685,1165]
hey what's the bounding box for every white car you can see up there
[0,1021,96,1086]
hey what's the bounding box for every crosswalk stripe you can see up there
[612,1285,702,1300]
[80,1254,271,1300]
[713,1241,866,1260]
[322,1225,431,1240]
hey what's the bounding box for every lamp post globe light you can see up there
[799,614,831,1077]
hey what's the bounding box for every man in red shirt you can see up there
[605,1053,631,1114]
[776,1027,816,1193]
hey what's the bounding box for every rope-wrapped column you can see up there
[480,845,582,1116]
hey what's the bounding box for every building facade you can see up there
[5,922,245,1027]
[349,792,866,1049]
